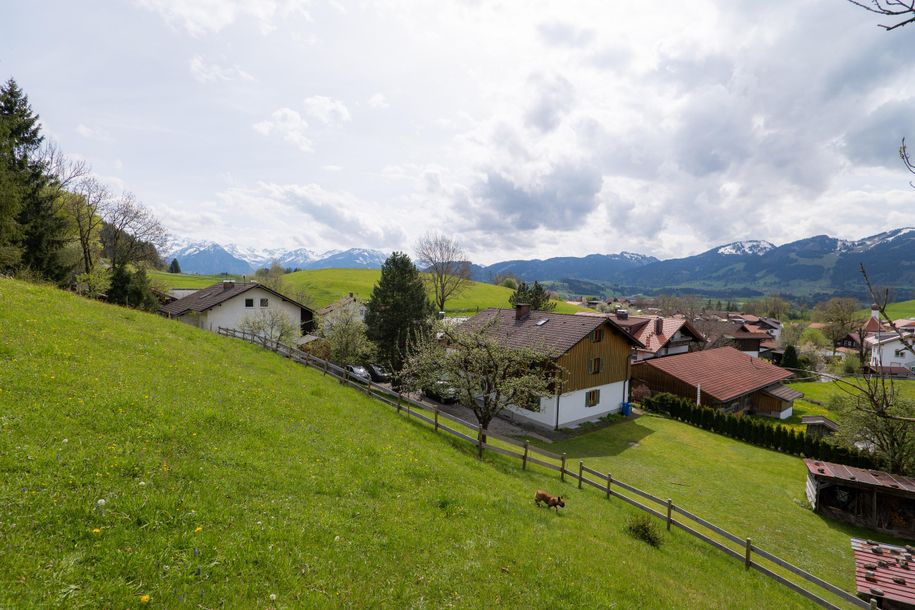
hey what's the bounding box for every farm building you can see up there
[460,305,642,429]
[630,346,801,419]
[850,538,915,608]
[805,459,915,541]
[801,415,839,439]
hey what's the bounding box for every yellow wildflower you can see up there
[139,594,151,604]
[194,526,202,534]
[91,528,101,535]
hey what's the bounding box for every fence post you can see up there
[406,396,411,417]
[560,453,567,482]
[666,499,673,531]
[434,407,439,432]
[522,441,529,470]
[606,473,612,499]
[396,392,402,413]
[477,430,484,459]
[745,538,752,569]
[870,599,878,610]
[578,461,583,489]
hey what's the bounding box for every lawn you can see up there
[0,279,806,608]
[281,268,589,314]
[544,414,904,598]
[775,378,915,430]
[148,270,241,289]
[884,299,915,319]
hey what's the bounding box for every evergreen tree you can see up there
[781,345,800,371]
[108,265,158,311]
[508,280,556,312]
[0,78,69,281]
[365,252,434,375]
[168,258,181,273]
[0,118,23,270]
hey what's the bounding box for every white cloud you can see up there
[189,55,254,82]
[75,124,113,142]
[302,95,351,124]
[368,93,389,108]
[137,0,311,35]
[252,108,312,152]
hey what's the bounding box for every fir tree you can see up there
[508,280,556,312]
[168,258,181,273]
[781,345,800,372]
[365,252,434,375]
[0,78,69,281]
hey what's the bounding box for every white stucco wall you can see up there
[870,339,915,370]
[506,379,629,429]
[177,287,303,336]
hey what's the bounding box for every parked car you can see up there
[424,378,458,404]
[366,364,391,383]
[345,365,371,382]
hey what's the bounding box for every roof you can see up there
[762,384,804,402]
[158,282,313,317]
[630,317,705,355]
[800,415,839,431]
[317,294,360,317]
[460,308,642,357]
[804,459,915,497]
[851,538,915,606]
[634,346,794,403]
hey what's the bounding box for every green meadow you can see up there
[0,279,807,608]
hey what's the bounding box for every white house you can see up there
[865,331,915,374]
[459,305,643,429]
[158,281,314,337]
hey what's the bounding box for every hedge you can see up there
[640,393,878,470]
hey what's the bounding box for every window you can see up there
[585,389,600,407]
[588,357,602,374]
[590,328,604,343]
[244,298,254,308]
[260,298,269,308]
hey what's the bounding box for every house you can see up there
[630,346,802,419]
[865,331,915,375]
[158,280,315,336]
[316,292,366,333]
[460,304,643,429]
[601,310,704,362]
[805,459,915,541]
[696,320,771,358]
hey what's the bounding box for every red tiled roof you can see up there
[631,317,704,354]
[851,538,915,606]
[460,308,642,357]
[635,346,793,403]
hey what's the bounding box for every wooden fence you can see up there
[217,327,875,610]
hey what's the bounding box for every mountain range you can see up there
[165,227,915,300]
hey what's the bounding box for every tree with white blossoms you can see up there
[239,308,298,347]
[322,305,375,365]
[403,320,554,444]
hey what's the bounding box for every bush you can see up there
[626,513,662,548]
[631,384,651,403]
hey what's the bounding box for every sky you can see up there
[2,0,914,264]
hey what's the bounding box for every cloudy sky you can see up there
[2,0,914,263]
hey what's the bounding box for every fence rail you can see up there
[217,327,872,610]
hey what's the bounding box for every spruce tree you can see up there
[0,78,69,281]
[508,280,556,311]
[365,252,433,375]
[781,345,800,372]
[168,258,181,273]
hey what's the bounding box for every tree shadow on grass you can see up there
[547,419,656,458]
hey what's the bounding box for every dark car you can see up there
[366,364,391,383]
[345,365,371,383]
[423,378,458,404]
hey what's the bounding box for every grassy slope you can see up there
[546,415,904,595]
[0,280,805,608]
[782,379,915,430]
[885,299,915,319]
[148,270,241,289]
[278,268,588,314]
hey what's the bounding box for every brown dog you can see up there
[534,490,565,512]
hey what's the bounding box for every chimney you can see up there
[222,280,235,291]
[871,303,880,321]
[616,309,628,320]
[515,303,531,321]
[655,317,664,335]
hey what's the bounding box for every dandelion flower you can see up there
[91,528,101,534]
[269,593,277,602]
[96,499,106,507]
[194,526,202,534]
[139,594,151,604]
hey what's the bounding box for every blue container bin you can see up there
[620,401,632,417]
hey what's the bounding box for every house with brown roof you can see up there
[602,310,704,362]
[460,304,643,429]
[316,292,366,334]
[158,280,315,337]
[630,346,802,419]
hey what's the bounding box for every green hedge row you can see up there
[641,392,878,470]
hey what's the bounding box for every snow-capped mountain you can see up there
[715,240,775,256]
[164,240,388,274]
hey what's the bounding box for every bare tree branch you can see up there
[414,232,472,313]
[846,0,915,30]
[860,263,915,358]
[103,192,168,269]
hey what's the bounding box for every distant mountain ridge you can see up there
[165,228,915,300]
[164,240,388,275]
